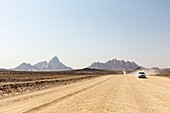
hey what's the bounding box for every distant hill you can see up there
[160,68,170,74]
[13,56,72,71]
[0,68,9,71]
[89,59,140,71]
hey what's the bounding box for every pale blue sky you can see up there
[0,0,170,69]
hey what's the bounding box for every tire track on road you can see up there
[126,76,153,113]
[133,76,170,110]
[23,75,115,113]
[127,75,170,113]
[35,75,121,113]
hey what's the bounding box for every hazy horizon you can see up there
[1,0,170,69]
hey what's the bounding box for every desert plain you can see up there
[0,69,170,113]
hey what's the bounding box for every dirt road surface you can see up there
[0,75,170,113]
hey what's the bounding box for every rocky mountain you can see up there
[89,59,140,71]
[33,61,48,70]
[14,56,72,71]
[46,56,71,71]
[14,63,39,71]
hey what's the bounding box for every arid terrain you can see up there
[0,69,119,98]
[0,70,170,113]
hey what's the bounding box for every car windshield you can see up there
[139,72,145,74]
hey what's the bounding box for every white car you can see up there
[138,72,146,78]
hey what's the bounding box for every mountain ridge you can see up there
[13,56,72,71]
[6,57,148,71]
[88,59,140,71]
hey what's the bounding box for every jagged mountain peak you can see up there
[50,56,59,62]
[89,59,139,71]
[47,56,72,71]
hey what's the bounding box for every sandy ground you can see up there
[0,75,170,113]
